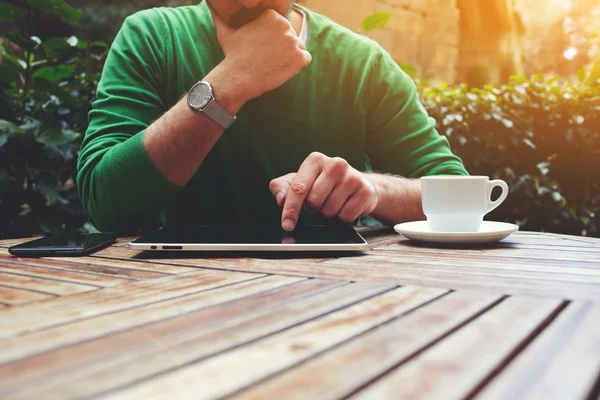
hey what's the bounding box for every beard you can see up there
[228,1,295,28]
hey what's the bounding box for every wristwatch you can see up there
[187,81,237,129]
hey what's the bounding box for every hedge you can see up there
[1,1,598,238]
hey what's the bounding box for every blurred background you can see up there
[1,0,599,238]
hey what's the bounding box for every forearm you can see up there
[144,64,248,186]
[365,173,425,225]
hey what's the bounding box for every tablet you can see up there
[129,225,368,252]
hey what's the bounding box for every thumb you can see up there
[269,173,296,207]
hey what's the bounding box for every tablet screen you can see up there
[132,225,366,245]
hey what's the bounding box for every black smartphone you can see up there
[8,232,117,257]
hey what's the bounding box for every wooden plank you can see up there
[110,285,448,400]
[500,233,600,249]
[0,270,262,340]
[96,246,331,269]
[356,227,406,248]
[0,277,338,389]
[532,232,600,245]
[350,297,563,400]
[0,272,100,296]
[230,290,503,400]
[0,286,54,306]
[0,238,38,248]
[89,247,600,301]
[379,242,600,263]
[0,255,169,280]
[0,262,130,287]
[368,249,600,273]
[333,252,600,282]
[0,275,304,365]
[495,243,600,253]
[18,254,185,275]
[363,231,600,250]
[2,282,396,400]
[318,255,600,301]
[476,301,600,400]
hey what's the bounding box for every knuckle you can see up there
[344,173,362,187]
[364,202,376,215]
[328,157,348,174]
[268,179,278,192]
[274,14,290,28]
[308,151,324,162]
[284,203,301,216]
[303,51,312,66]
[361,184,376,198]
[289,182,309,196]
[284,32,297,45]
[305,195,321,209]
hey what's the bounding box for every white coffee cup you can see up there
[421,176,509,232]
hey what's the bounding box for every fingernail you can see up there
[283,219,295,231]
[276,192,285,205]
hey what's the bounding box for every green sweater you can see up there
[77,1,468,232]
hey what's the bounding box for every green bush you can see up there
[0,0,107,238]
[1,3,598,238]
[418,74,600,236]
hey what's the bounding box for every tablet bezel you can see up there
[128,225,369,252]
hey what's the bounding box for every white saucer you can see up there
[394,221,519,245]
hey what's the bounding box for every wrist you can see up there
[362,172,382,214]
[203,61,251,114]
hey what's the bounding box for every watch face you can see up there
[188,82,212,109]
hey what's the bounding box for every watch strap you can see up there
[203,98,237,129]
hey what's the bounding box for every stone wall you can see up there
[299,0,461,83]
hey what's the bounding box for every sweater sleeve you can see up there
[77,10,182,232]
[364,49,468,178]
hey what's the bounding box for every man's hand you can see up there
[269,152,379,231]
[211,8,312,102]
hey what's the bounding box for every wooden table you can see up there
[0,228,599,400]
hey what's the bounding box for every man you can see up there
[77,0,467,233]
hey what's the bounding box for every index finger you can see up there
[281,153,325,231]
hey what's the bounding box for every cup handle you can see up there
[487,180,509,213]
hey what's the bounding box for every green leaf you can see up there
[1,47,27,70]
[577,68,588,84]
[4,30,45,56]
[20,118,42,136]
[36,182,69,205]
[362,12,391,32]
[33,65,75,83]
[90,40,108,48]
[397,62,417,79]
[0,120,25,146]
[0,119,23,132]
[0,64,20,84]
[33,77,77,107]
[585,60,600,85]
[0,4,27,22]
[29,0,82,24]
[42,37,72,54]
[35,120,79,146]
[0,167,10,198]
